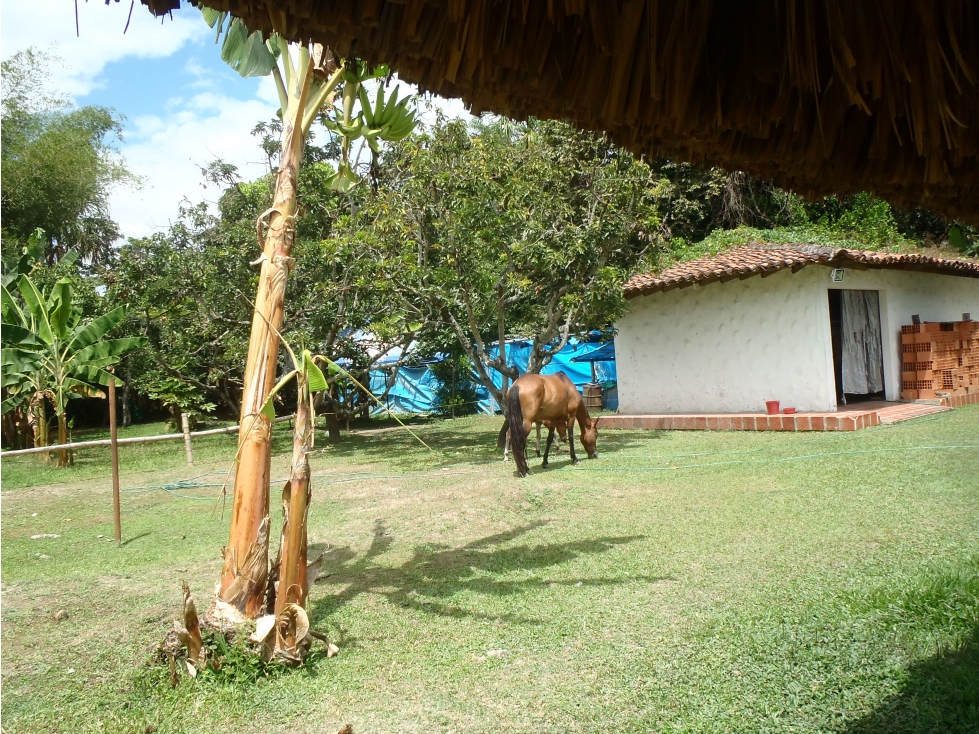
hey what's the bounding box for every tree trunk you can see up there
[35,397,50,464]
[56,411,68,468]
[327,384,341,441]
[121,364,132,428]
[498,294,509,409]
[1,404,25,450]
[273,376,313,615]
[496,293,510,448]
[219,59,314,618]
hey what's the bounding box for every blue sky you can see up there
[1,0,469,239]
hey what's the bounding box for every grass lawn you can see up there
[1,407,977,733]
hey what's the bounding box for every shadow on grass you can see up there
[310,520,660,627]
[120,531,153,546]
[843,624,979,734]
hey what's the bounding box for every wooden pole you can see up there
[108,377,121,545]
[181,413,194,466]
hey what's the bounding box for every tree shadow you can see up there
[842,624,979,734]
[309,520,661,628]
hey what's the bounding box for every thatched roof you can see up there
[143,1,979,224]
[624,244,979,298]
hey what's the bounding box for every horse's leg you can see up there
[542,426,555,467]
[535,422,542,457]
[503,429,510,462]
[568,420,580,465]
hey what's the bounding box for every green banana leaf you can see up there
[67,305,130,352]
[16,276,53,345]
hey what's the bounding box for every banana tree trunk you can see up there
[273,376,313,615]
[34,397,50,463]
[56,411,68,468]
[219,58,314,618]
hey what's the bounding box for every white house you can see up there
[614,245,979,414]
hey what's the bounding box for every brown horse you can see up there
[506,372,598,477]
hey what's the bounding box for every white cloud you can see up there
[0,0,206,97]
[111,76,474,240]
[110,91,277,238]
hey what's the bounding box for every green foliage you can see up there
[801,192,904,249]
[647,161,796,245]
[1,273,145,442]
[107,202,256,417]
[199,10,416,194]
[643,162,976,271]
[337,116,658,410]
[201,8,280,79]
[948,227,979,257]
[141,375,216,424]
[1,50,135,265]
[429,355,482,417]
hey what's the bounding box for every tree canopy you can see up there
[329,116,658,412]
[1,50,134,266]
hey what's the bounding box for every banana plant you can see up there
[201,8,419,619]
[250,341,430,622]
[1,275,145,466]
[213,327,433,664]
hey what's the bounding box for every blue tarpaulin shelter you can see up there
[367,337,616,415]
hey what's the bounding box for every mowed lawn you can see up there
[1,407,978,733]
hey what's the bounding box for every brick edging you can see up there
[940,391,979,409]
[595,412,881,432]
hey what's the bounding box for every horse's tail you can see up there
[507,385,529,476]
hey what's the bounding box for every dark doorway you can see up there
[828,289,885,405]
[828,289,845,403]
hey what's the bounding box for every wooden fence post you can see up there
[181,413,194,466]
[108,377,121,545]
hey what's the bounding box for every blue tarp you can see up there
[367,337,616,415]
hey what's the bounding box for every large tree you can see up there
[337,117,658,420]
[1,50,134,266]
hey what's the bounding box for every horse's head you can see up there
[581,416,599,459]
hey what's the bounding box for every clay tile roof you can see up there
[624,245,979,299]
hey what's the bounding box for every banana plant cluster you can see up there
[202,9,416,194]
[324,64,418,191]
[1,275,145,466]
[171,8,420,669]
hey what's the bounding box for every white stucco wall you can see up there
[614,265,979,414]
[828,268,979,401]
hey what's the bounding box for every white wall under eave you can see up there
[826,268,979,401]
[613,265,979,414]
[615,267,836,414]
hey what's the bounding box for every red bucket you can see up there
[765,400,780,415]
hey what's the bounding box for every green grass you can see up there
[2,408,978,733]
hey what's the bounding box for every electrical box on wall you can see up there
[830,269,845,282]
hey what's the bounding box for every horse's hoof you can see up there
[572,459,581,466]
[589,452,598,460]
[541,461,548,468]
